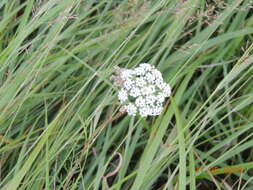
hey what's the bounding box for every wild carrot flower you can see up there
[112,63,171,117]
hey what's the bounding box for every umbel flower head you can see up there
[112,63,171,117]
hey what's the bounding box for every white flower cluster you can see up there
[117,63,171,117]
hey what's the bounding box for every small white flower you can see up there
[135,96,146,107]
[124,79,134,91]
[135,77,147,87]
[134,67,146,75]
[162,83,171,97]
[156,80,166,90]
[121,69,133,80]
[118,89,128,102]
[141,86,155,95]
[145,72,156,82]
[125,103,137,116]
[139,107,148,117]
[129,87,141,97]
[156,92,165,103]
[152,69,163,80]
[139,63,154,71]
[146,95,156,105]
[151,106,163,115]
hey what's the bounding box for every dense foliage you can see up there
[0,0,253,189]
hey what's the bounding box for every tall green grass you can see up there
[0,0,253,189]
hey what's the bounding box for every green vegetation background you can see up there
[0,0,253,189]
